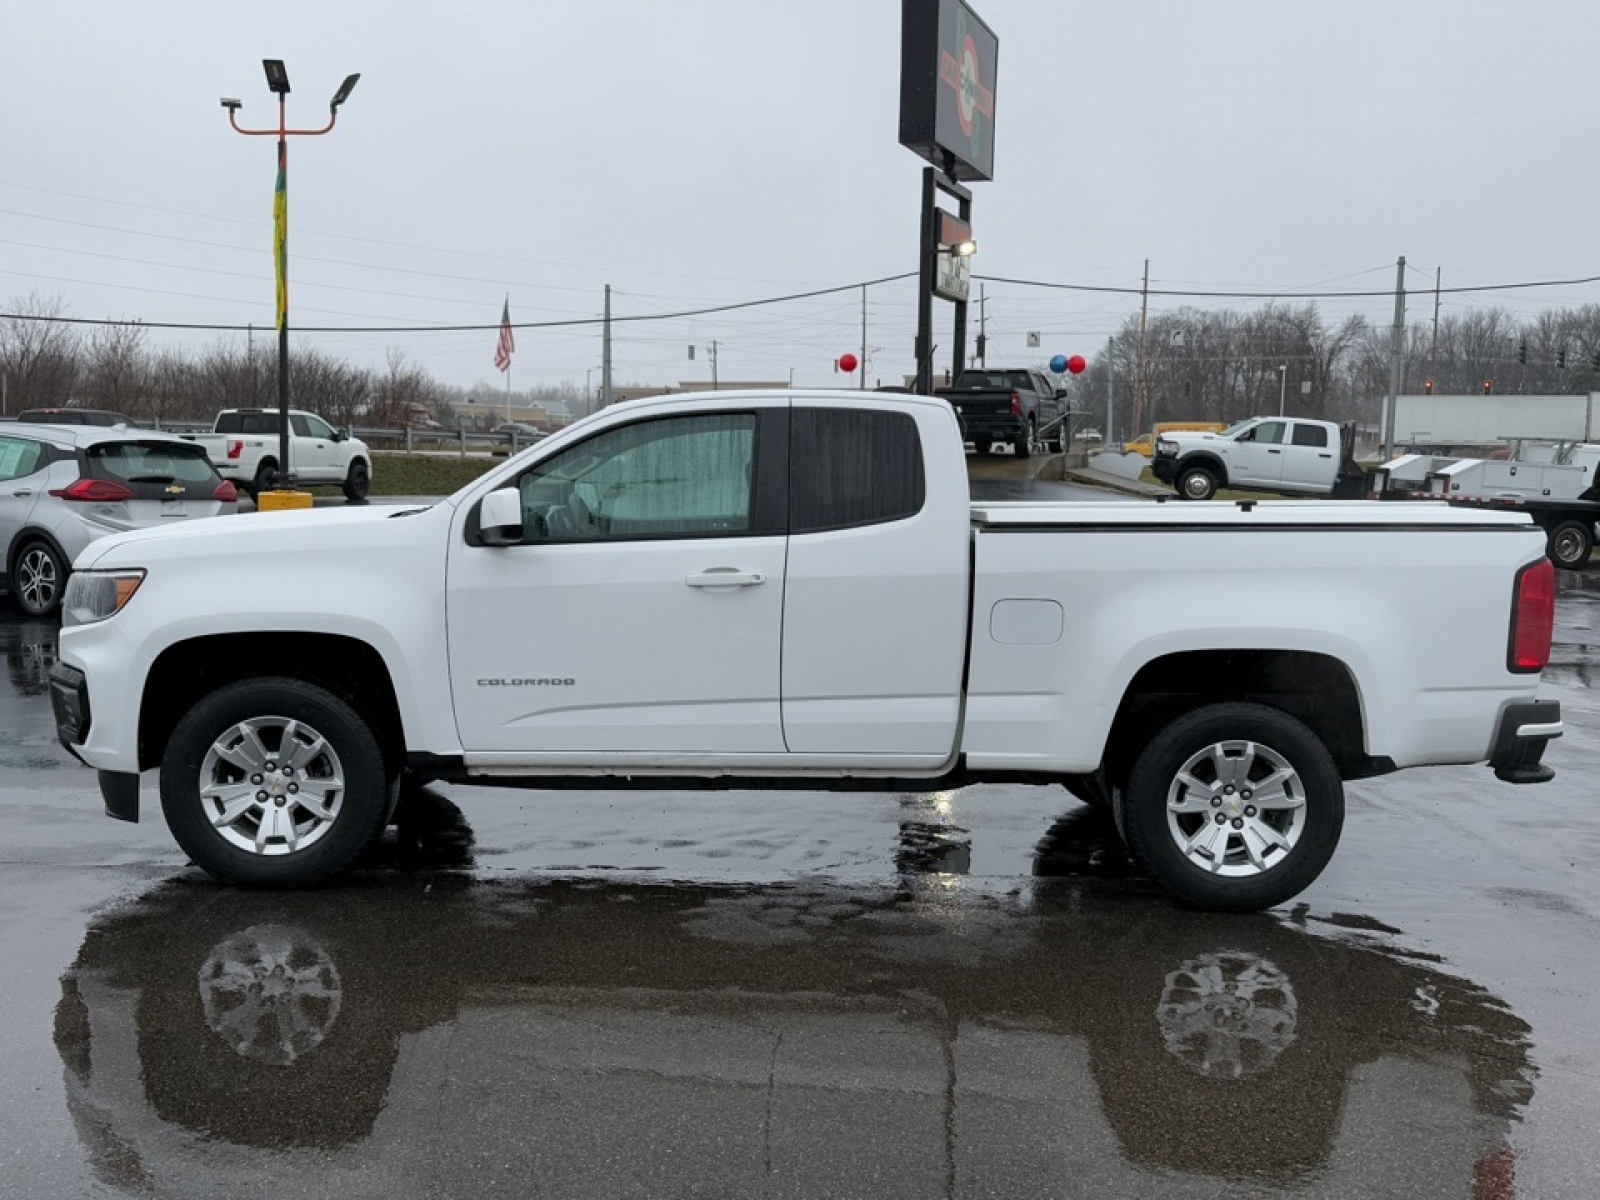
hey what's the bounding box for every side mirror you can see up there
[1055,388,1069,399]
[479,486,524,546]
[331,428,347,442]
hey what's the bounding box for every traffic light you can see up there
[975,332,987,363]
[1423,379,1434,394]
[1483,379,1494,394]
[1517,340,1527,364]
[1558,348,1568,370]
[1592,349,1599,370]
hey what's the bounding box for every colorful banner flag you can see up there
[273,141,288,331]
[494,297,514,372]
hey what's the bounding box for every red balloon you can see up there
[1066,354,1088,375]
[838,353,859,373]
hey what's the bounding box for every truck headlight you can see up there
[62,570,145,627]
[1156,439,1179,457]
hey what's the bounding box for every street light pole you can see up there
[222,62,359,495]
[1278,363,1287,417]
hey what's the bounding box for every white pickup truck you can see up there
[48,390,1562,911]
[186,407,372,501]
[1151,416,1346,500]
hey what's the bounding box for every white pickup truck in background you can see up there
[1151,416,1347,500]
[49,390,1561,911]
[185,408,373,501]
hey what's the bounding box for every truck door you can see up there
[1227,420,1288,488]
[779,403,968,762]
[292,413,339,482]
[1281,421,1337,491]
[447,407,789,758]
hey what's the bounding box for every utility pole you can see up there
[1381,256,1406,459]
[708,340,719,390]
[976,284,987,366]
[1105,337,1114,442]
[1135,258,1150,436]
[1431,267,1441,368]
[860,285,868,391]
[600,284,612,407]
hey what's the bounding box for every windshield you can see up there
[1221,419,1256,438]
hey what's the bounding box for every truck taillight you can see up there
[227,439,244,460]
[49,479,136,503]
[1509,558,1554,673]
[1010,391,1022,417]
[213,480,239,503]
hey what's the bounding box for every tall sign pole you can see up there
[899,0,997,394]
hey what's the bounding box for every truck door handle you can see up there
[1268,448,1282,454]
[11,489,32,498]
[686,569,766,588]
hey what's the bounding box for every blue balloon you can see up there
[1048,354,1069,373]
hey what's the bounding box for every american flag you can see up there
[494,298,515,372]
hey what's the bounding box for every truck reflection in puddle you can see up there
[57,819,1534,1197]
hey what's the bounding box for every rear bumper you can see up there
[1488,699,1562,783]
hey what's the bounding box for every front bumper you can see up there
[1488,699,1562,783]
[1150,456,1179,484]
[49,663,90,760]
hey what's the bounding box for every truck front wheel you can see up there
[1547,519,1594,570]
[160,678,390,887]
[1177,466,1219,501]
[343,460,371,502]
[1119,702,1344,912]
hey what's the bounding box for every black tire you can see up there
[160,678,390,887]
[253,459,280,497]
[1014,421,1034,459]
[1119,702,1344,912]
[342,459,371,502]
[12,538,66,618]
[1177,465,1219,501]
[1547,519,1594,570]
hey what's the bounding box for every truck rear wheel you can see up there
[1547,519,1594,570]
[1014,420,1034,459]
[160,678,390,887]
[1119,702,1343,912]
[251,459,280,499]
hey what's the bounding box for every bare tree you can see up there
[0,293,80,410]
[81,322,150,417]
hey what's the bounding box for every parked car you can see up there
[492,422,547,446]
[2,423,237,617]
[52,390,1559,910]
[14,407,138,428]
[183,408,371,501]
[1151,416,1349,500]
[935,368,1068,456]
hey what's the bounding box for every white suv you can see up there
[1,423,238,617]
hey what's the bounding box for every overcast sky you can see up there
[2,0,1594,396]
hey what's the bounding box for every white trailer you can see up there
[1391,393,1598,449]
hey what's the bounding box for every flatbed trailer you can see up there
[1439,493,1600,569]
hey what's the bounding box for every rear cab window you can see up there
[789,408,925,532]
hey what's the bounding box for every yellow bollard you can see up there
[256,490,315,512]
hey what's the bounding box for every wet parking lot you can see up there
[2,520,1598,1197]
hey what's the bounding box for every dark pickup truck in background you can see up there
[936,368,1068,457]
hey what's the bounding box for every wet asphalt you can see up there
[3,464,1598,1198]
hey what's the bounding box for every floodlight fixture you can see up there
[330,73,361,110]
[950,239,978,257]
[262,59,291,95]
[220,97,242,111]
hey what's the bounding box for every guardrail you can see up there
[0,415,549,456]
